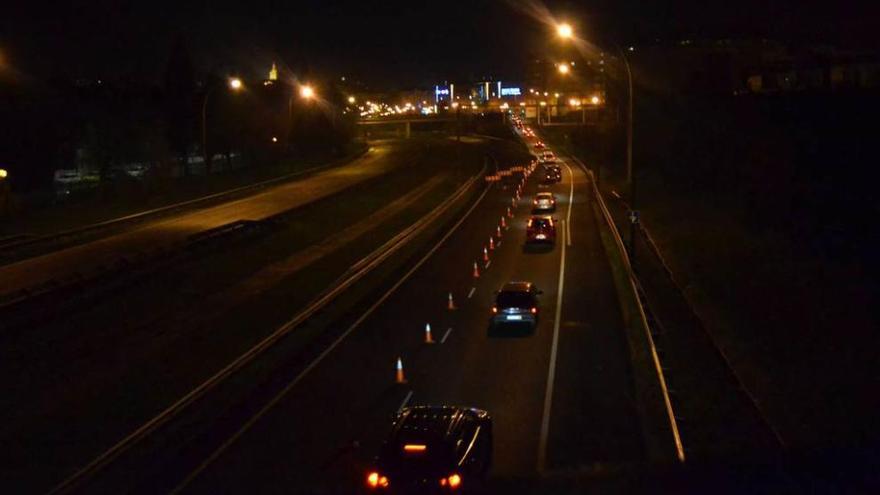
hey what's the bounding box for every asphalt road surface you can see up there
[167,136,645,493]
[0,145,397,299]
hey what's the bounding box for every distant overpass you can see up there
[356,116,458,138]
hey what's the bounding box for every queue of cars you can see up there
[367,119,561,493]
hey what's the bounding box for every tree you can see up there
[164,35,196,176]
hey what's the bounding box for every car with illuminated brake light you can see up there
[533,141,545,149]
[367,405,492,493]
[532,192,556,212]
[490,281,542,329]
[541,167,562,185]
[526,216,557,244]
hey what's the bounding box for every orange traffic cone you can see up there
[483,246,489,263]
[501,216,507,228]
[496,226,502,238]
[507,206,513,218]
[511,197,516,207]
[448,292,456,310]
[396,357,407,384]
[424,323,434,344]
[489,237,495,250]
[473,261,480,278]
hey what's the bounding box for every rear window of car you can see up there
[531,218,551,228]
[497,291,534,308]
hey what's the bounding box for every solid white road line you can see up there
[565,161,574,246]
[397,390,414,413]
[440,328,453,344]
[168,185,493,494]
[537,162,574,474]
[484,260,491,269]
[467,287,476,299]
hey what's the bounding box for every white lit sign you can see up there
[500,87,522,96]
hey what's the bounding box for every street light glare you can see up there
[557,64,570,75]
[229,78,243,90]
[0,168,7,179]
[347,96,356,104]
[300,85,315,99]
[591,95,601,105]
[557,23,573,39]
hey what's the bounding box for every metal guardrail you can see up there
[47,163,488,495]
[569,155,686,462]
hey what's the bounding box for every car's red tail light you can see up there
[367,471,389,488]
[440,473,462,489]
[491,306,498,314]
[531,307,538,314]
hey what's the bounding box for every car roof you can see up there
[390,406,479,445]
[501,281,533,292]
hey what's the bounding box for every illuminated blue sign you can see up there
[434,85,451,103]
[500,87,522,96]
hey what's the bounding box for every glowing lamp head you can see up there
[228,78,243,90]
[591,95,601,105]
[557,23,573,39]
[347,95,356,104]
[557,64,570,75]
[0,169,7,179]
[300,85,315,99]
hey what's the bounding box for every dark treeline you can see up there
[0,41,355,195]
[571,88,879,266]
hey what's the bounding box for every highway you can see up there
[0,145,397,300]
[139,129,648,493]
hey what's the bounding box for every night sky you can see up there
[3,0,877,87]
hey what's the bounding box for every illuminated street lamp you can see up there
[557,63,570,75]
[228,77,243,90]
[300,85,315,99]
[347,95,356,104]
[591,95,601,105]
[0,169,7,179]
[557,23,573,39]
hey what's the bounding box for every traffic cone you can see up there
[483,246,489,263]
[489,236,495,250]
[424,323,434,344]
[448,292,456,310]
[396,357,407,384]
[507,206,513,218]
[500,216,507,228]
[511,197,516,207]
[496,225,502,238]
[473,261,480,278]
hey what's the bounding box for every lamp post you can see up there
[555,22,637,259]
[202,77,243,176]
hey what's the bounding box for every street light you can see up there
[557,23,573,39]
[557,63,570,75]
[347,95,356,104]
[0,169,7,179]
[229,77,243,90]
[591,95,601,105]
[300,84,315,99]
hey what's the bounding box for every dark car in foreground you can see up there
[367,406,493,493]
[490,281,541,330]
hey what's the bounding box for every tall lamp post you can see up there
[202,77,243,175]
[286,83,316,151]
[556,22,636,260]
